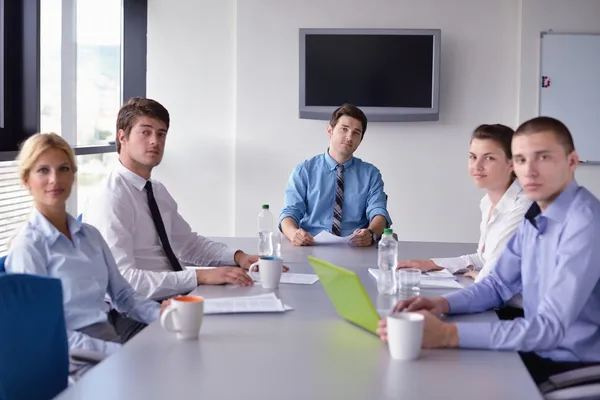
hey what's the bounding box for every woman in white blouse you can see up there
[397,124,532,283]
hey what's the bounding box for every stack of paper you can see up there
[204,293,293,315]
[252,273,319,285]
[313,231,356,244]
[368,268,463,289]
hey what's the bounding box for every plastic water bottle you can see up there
[377,228,398,294]
[258,204,274,257]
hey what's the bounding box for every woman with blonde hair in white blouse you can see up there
[6,133,169,375]
[397,124,531,299]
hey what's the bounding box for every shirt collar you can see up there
[115,160,149,191]
[29,208,84,245]
[480,179,523,214]
[324,149,355,171]
[525,180,579,230]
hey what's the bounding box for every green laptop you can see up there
[308,256,381,334]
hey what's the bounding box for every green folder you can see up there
[308,256,381,335]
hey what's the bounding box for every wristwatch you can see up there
[367,228,378,245]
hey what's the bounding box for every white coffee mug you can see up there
[386,312,424,360]
[248,256,283,289]
[160,295,204,340]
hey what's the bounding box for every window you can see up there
[76,152,117,213]
[0,0,147,255]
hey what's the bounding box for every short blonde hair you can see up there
[17,133,78,186]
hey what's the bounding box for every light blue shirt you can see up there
[279,151,392,237]
[444,181,600,362]
[6,208,160,354]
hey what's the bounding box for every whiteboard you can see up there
[539,33,600,163]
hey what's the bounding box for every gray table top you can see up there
[56,238,542,400]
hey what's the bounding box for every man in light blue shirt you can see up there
[377,117,600,384]
[279,104,392,247]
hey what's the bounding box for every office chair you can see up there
[0,274,107,399]
[0,274,69,399]
[541,366,600,399]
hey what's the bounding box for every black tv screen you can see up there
[299,29,441,122]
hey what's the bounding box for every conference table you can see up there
[56,238,543,400]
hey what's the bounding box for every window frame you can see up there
[0,0,147,160]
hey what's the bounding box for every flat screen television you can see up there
[299,28,441,122]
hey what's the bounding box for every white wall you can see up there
[147,0,600,242]
[236,0,520,241]
[146,0,236,236]
[518,0,600,198]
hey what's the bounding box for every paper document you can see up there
[313,231,356,244]
[253,273,319,285]
[422,269,455,280]
[368,268,463,289]
[204,293,293,315]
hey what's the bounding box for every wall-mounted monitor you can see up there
[299,28,441,122]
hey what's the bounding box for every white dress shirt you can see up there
[6,208,160,354]
[83,162,238,301]
[432,180,532,283]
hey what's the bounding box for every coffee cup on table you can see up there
[160,295,204,340]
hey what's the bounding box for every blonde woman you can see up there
[6,133,168,363]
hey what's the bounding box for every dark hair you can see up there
[515,116,575,154]
[115,97,170,153]
[471,124,515,159]
[329,103,368,138]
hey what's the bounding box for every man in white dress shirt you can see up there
[84,97,266,301]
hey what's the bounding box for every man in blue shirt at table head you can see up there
[378,116,600,384]
[279,104,392,247]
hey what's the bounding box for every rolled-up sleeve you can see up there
[365,169,392,226]
[279,163,308,229]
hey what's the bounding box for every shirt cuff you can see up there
[456,322,492,349]
[443,290,473,314]
[221,247,238,265]
[278,213,300,231]
[180,269,199,292]
[368,209,392,227]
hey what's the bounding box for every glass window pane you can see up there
[76,0,122,146]
[76,152,118,214]
[40,0,62,133]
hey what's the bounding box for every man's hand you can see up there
[235,252,289,272]
[396,259,442,272]
[377,310,458,349]
[418,310,459,348]
[159,299,171,316]
[350,229,372,247]
[392,296,450,317]
[196,267,254,286]
[290,229,314,246]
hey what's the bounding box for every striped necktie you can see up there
[332,164,344,236]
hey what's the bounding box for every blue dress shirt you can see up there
[444,181,600,362]
[6,208,160,354]
[279,151,392,237]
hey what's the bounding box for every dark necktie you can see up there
[332,164,344,236]
[144,181,183,271]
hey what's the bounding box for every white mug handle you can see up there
[248,261,260,281]
[160,306,179,333]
